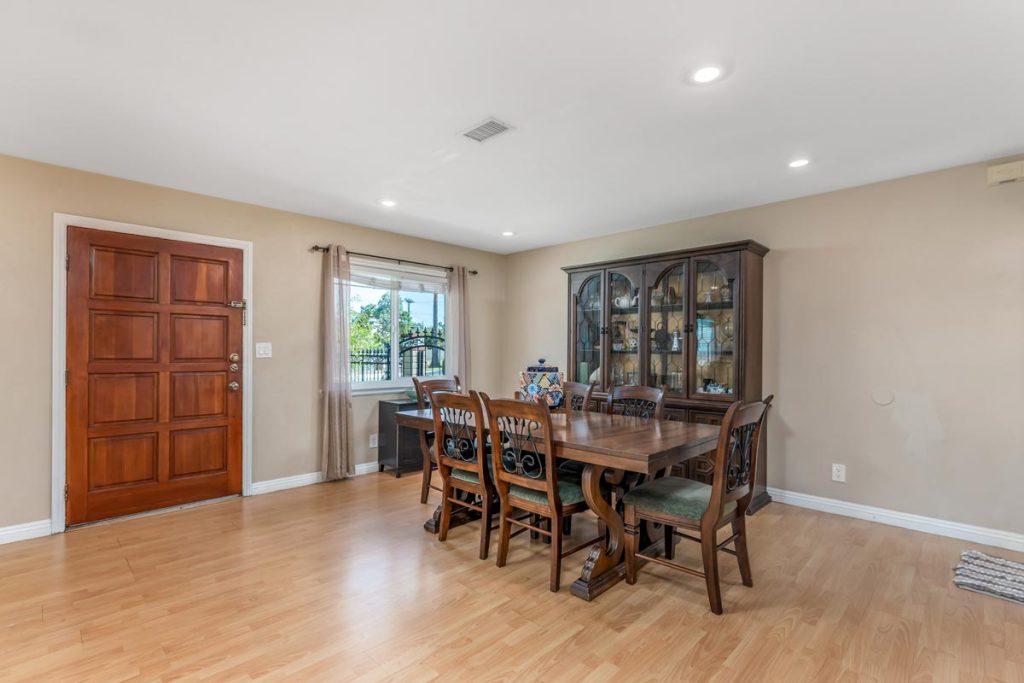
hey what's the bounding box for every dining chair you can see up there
[556,380,595,490]
[562,380,595,413]
[606,384,666,419]
[431,389,495,560]
[479,393,604,592]
[412,375,461,504]
[622,395,773,614]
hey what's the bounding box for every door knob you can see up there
[229,363,239,372]
[229,353,240,362]
[228,381,240,392]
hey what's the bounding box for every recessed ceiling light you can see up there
[788,159,810,168]
[691,65,723,84]
[379,199,397,207]
[501,231,516,237]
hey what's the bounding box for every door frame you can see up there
[51,213,254,534]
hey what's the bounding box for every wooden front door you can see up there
[66,227,244,525]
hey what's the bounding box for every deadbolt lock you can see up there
[229,363,239,372]
[228,353,240,362]
[228,381,240,392]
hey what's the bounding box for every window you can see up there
[347,257,448,389]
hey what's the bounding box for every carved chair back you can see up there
[412,375,462,451]
[413,376,462,409]
[430,389,490,489]
[562,381,594,413]
[704,395,773,526]
[606,384,666,420]
[479,394,563,514]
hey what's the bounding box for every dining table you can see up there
[395,407,720,601]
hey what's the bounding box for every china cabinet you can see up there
[564,240,771,513]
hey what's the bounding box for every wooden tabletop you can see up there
[396,408,720,474]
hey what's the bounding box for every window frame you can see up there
[347,262,450,394]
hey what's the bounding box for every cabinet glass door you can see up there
[647,261,687,393]
[606,266,643,387]
[574,273,602,386]
[691,253,739,400]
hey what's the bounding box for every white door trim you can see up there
[51,213,255,534]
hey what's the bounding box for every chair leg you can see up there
[419,453,432,504]
[624,504,639,585]
[479,495,492,560]
[701,533,723,614]
[530,514,540,541]
[438,487,452,543]
[549,516,563,592]
[563,516,572,535]
[496,508,512,568]
[664,524,676,560]
[733,516,753,587]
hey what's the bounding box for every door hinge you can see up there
[229,299,247,325]
[65,254,70,271]
[65,370,69,387]
[64,483,69,502]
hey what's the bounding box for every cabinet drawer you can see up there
[689,410,724,425]
[663,408,687,422]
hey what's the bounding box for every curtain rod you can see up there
[310,246,478,275]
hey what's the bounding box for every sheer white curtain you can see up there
[447,265,471,388]
[321,245,352,481]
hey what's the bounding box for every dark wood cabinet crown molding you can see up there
[561,240,769,274]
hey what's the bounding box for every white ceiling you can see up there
[2,1,1023,254]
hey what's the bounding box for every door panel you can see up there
[88,373,159,425]
[171,315,228,361]
[690,253,740,401]
[170,427,227,478]
[171,256,230,304]
[89,246,159,301]
[646,259,688,396]
[67,226,243,525]
[171,372,228,419]
[606,265,643,388]
[90,312,159,361]
[570,270,603,386]
[88,433,159,490]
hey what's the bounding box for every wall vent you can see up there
[462,118,511,143]
[987,160,1024,186]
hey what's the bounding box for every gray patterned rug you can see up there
[954,550,1024,605]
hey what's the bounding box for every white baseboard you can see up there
[353,462,379,476]
[0,519,51,546]
[250,472,325,495]
[767,487,1024,553]
[249,463,380,496]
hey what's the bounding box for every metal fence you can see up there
[350,334,445,382]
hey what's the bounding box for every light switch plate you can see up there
[369,433,378,449]
[255,342,273,359]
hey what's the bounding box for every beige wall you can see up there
[502,159,1024,534]
[3,152,1022,536]
[0,154,508,527]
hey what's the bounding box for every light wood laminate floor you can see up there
[1,473,1021,682]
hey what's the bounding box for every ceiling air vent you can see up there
[462,118,511,143]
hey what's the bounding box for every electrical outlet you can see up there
[831,463,846,483]
[369,433,378,449]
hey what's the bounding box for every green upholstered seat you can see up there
[623,477,735,520]
[450,457,493,484]
[509,478,585,506]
